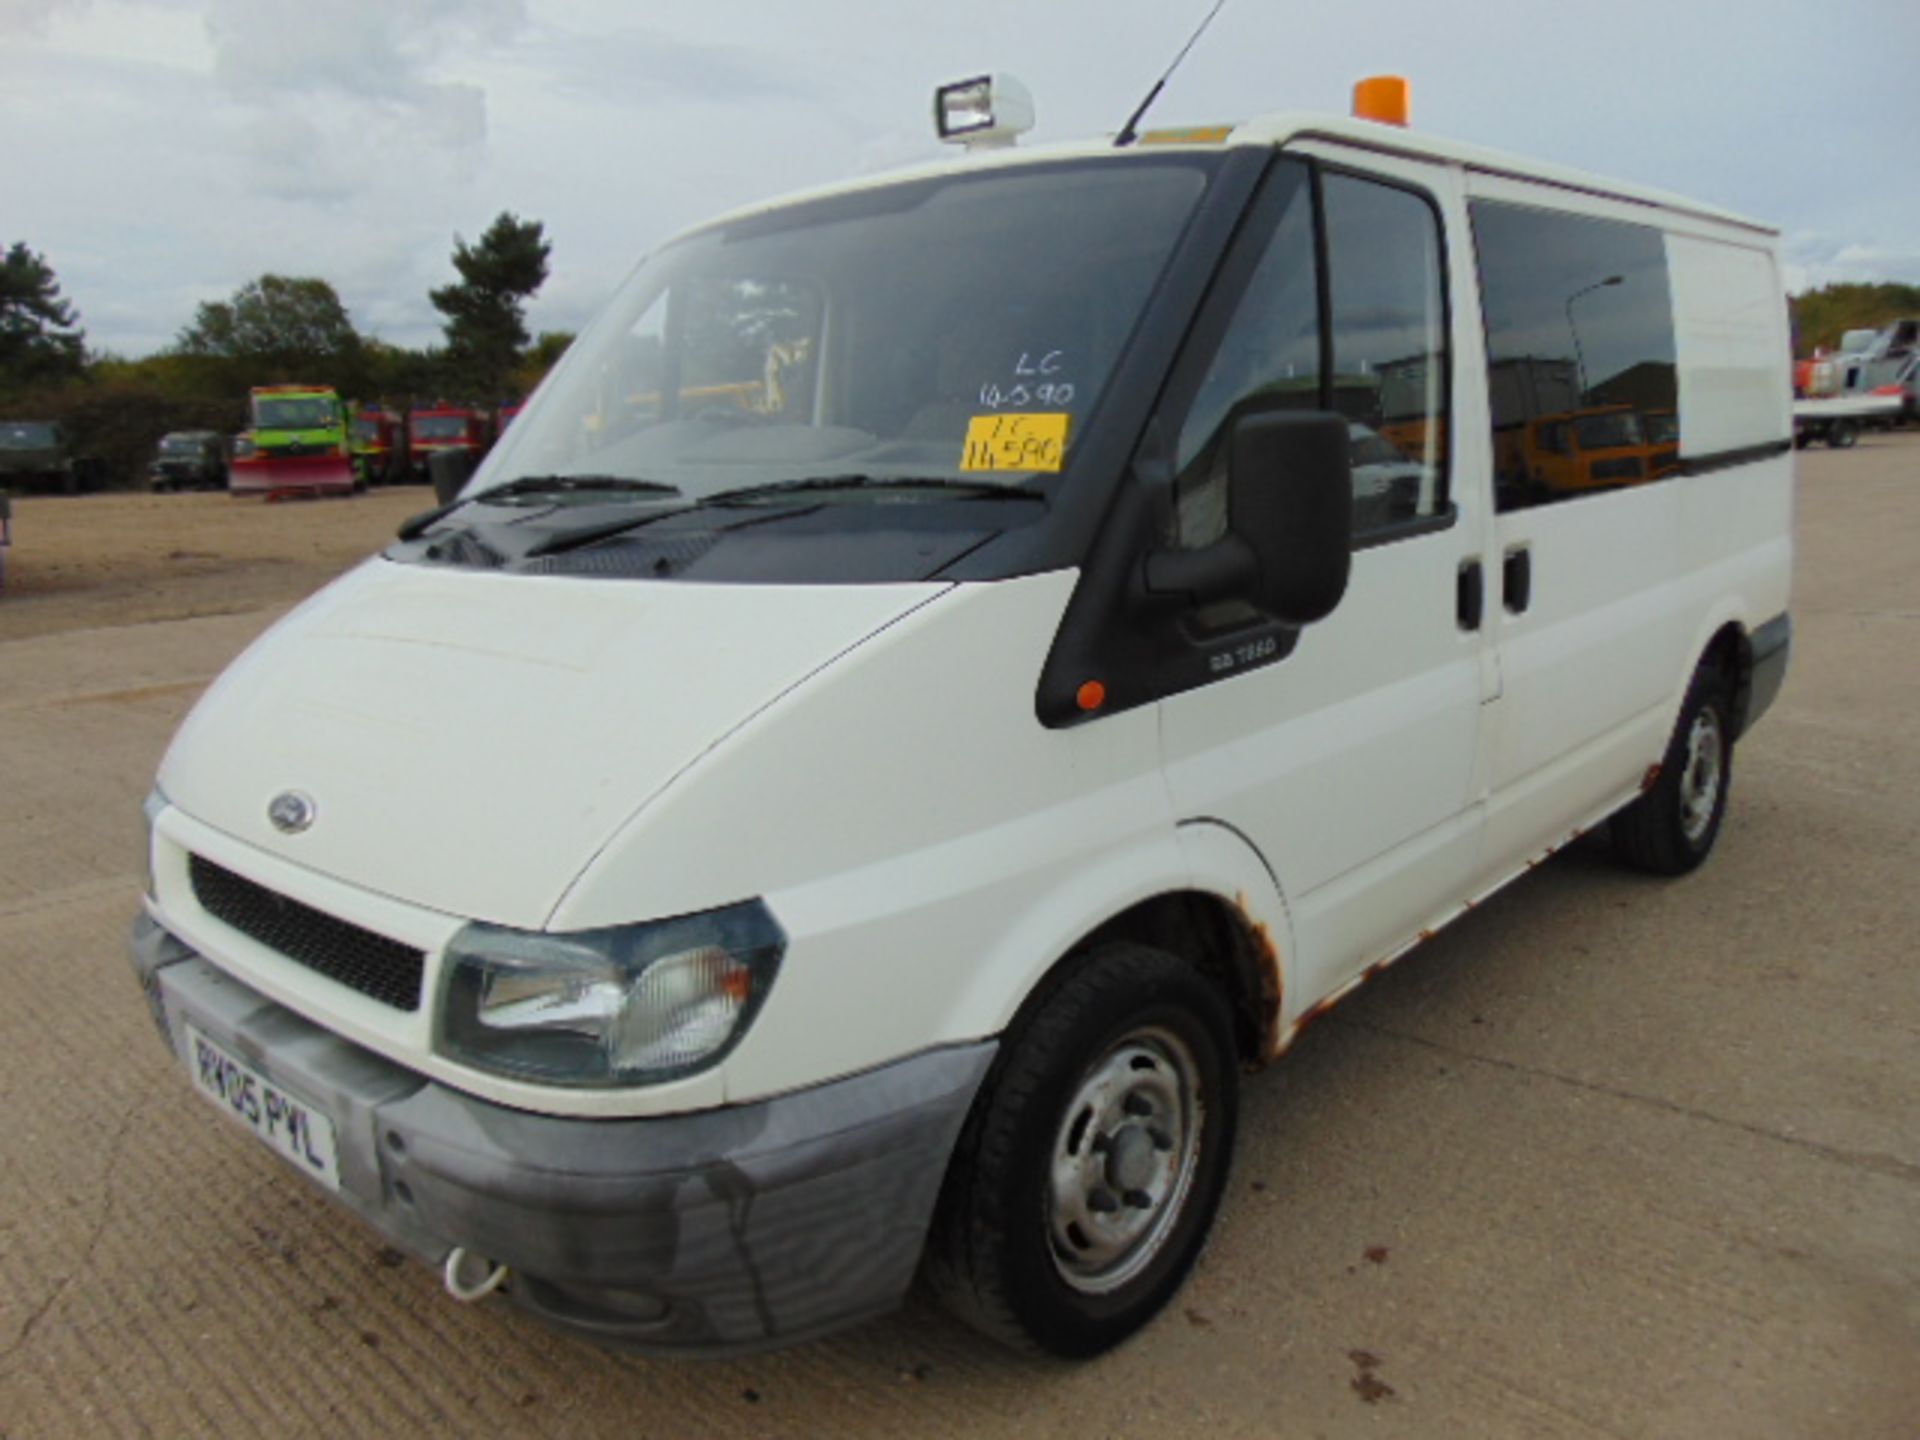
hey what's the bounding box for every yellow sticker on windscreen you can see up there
[960,412,1070,474]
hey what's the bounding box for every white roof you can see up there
[1229,112,1773,234]
[678,110,1773,247]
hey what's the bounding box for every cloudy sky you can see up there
[4,0,1916,358]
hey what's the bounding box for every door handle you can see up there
[1457,559,1484,631]
[1503,547,1532,614]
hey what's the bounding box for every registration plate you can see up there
[185,1025,341,1192]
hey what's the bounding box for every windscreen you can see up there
[414,416,470,440]
[473,158,1211,501]
[1574,411,1642,449]
[1,422,57,449]
[1643,411,1679,445]
[254,396,335,430]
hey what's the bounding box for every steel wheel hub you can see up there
[1679,707,1723,843]
[1047,1026,1204,1295]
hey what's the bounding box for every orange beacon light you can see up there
[1352,75,1411,127]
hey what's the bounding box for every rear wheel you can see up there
[1612,661,1734,875]
[925,943,1238,1358]
[1829,419,1858,449]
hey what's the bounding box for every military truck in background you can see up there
[0,419,107,495]
[148,431,230,492]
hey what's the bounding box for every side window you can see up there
[1322,172,1450,535]
[1172,164,1319,550]
[1472,200,1678,512]
[1170,162,1449,550]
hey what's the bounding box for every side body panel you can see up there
[1665,234,1794,705]
[555,569,1287,1108]
[1159,148,1495,1016]
[1462,175,1791,889]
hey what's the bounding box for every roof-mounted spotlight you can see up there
[934,74,1035,150]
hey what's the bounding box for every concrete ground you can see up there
[1,441,1916,1438]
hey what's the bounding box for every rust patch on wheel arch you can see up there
[1234,893,1284,1063]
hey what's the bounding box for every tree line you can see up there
[0,214,574,485]
[1790,282,1920,356]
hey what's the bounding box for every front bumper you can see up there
[131,914,995,1354]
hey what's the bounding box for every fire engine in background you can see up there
[230,385,356,497]
[350,405,409,487]
[408,404,493,482]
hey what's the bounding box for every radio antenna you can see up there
[1114,0,1230,148]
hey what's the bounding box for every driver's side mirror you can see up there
[1144,409,1352,625]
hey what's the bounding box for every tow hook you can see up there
[443,1246,510,1302]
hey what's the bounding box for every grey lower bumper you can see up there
[130,914,995,1355]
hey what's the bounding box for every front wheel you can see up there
[925,943,1238,1358]
[1612,663,1733,875]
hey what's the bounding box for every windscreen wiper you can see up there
[394,474,682,541]
[395,499,462,541]
[477,474,683,502]
[525,475,1044,560]
[701,475,1044,506]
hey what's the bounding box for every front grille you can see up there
[189,855,425,1012]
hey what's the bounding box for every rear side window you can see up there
[1473,201,1677,511]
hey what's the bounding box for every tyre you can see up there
[1611,660,1734,875]
[925,942,1239,1358]
[1829,419,1858,449]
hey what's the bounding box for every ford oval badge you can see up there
[268,791,316,835]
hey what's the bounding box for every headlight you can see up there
[437,900,785,1087]
[141,787,168,900]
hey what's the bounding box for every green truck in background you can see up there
[229,385,356,497]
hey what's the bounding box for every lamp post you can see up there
[1566,274,1623,399]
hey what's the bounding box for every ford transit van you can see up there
[131,78,1793,1359]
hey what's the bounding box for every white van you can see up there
[132,78,1793,1359]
